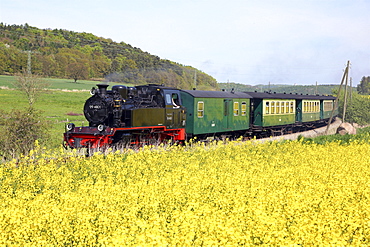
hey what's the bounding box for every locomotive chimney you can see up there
[97,84,109,96]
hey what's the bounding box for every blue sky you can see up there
[1,0,369,86]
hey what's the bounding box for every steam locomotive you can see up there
[63,83,337,149]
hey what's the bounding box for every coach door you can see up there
[222,99,232,129]
[320,100,324,119]
[296,100,302,122]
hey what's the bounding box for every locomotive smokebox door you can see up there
[84,96,109,126]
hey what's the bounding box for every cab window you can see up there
[165,94,171,105]
[165,92,181,108]
[172,93,180,108]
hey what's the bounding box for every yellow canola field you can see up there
[0,140,370,246]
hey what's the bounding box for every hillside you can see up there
[0,23,217,90]
[218,82,348,95]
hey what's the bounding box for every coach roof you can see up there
[244,91,336,100]
[181,90,252,99]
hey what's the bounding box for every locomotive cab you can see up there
[82,84,185,129]
[130,86,185,129]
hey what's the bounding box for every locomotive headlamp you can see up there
[90,87,96,96]
[97,124,105,132]
[66,123,75,131]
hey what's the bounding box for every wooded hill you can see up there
[218,82,345,95]
[0,23,218,90]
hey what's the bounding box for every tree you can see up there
[66,62,88,82]
[357,76,370,94]
[336,91,370,125]
[13,70,48,106]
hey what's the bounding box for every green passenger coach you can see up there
[180,90,251,137]
[322,99,337,119]
[247,92,297,128]
[245,91,337,132]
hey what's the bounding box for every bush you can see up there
[0,108,49,161]
[336,91,370,125]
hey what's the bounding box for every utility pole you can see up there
[343,65,349,122]
[193,69,197,89]
[27,51,32,74]
[22,50,40,74]
[350,77,353,104]
[325,60,350,134]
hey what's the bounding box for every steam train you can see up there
[63,83,338,149]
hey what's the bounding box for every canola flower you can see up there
[0,139,369,246]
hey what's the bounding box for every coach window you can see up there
[281,102,285,114]
[233,102,239,116]
[265,101,270,114]
[285,102,289,114]
[277,102,281,114]
[241,102,247,116]
[324,101,332,111]
[290,102,294,113]
[271,102,275,114]
[197,101,204,118]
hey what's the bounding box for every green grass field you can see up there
[0,75,132,90]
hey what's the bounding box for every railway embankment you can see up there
[256,117,343,143]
